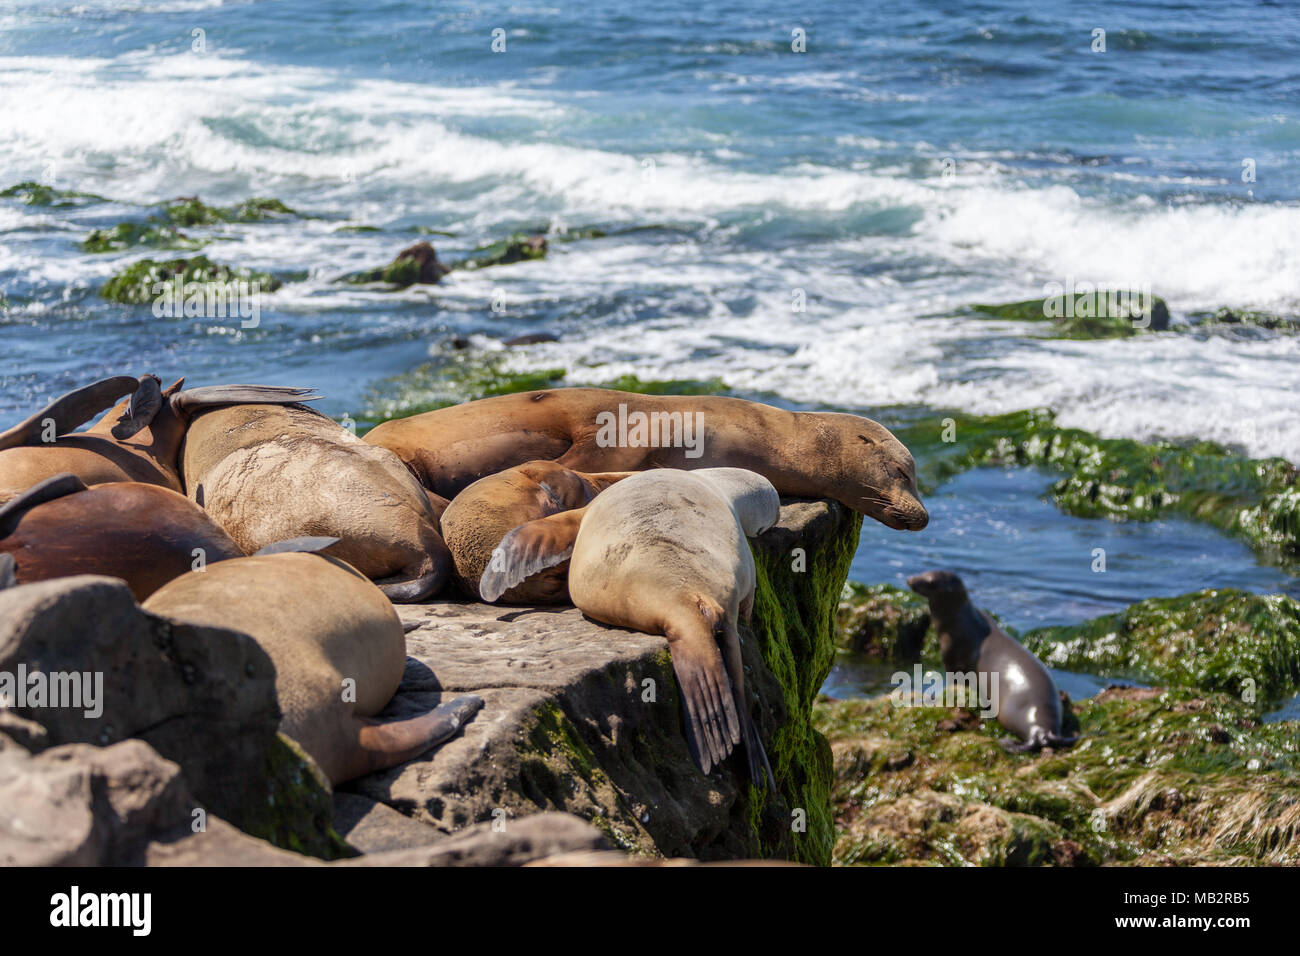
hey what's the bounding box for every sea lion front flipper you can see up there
[252,536,342,556]
[0,375,139,451]
[0,553,16,590]
[348,695,485,779]
[0,473,88,536]
[666,626,743,776]
[479,507,587,603]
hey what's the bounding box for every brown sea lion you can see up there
[181,403,452,602]
[907,570,1077,753]
[561,467,780,785]
[0,474,243,600]
[143,552,484,784]
[363,387,928,532]
[0,374,320,503]
[441,460,634,603]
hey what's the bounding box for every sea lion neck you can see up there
[931,596,992,670]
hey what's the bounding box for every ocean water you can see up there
[2,1,1298,682]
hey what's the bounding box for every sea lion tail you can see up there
[0,472,87,537]
[479,507,586,603]
[352,695,485,778]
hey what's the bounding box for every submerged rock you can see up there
[81,221,203,254]
[160,195,299,226]
[101,254,282,304]
[971,292,1170,338]
[0,181,107,207]
[458,232,547,270]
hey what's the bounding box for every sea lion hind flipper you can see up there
[478,508,586,603]
[172,384,323,413]
[744,715,776,791]
[0,553,15,590]
[0,473,88,536]
[998,736,1041,755]
[667,629,742,776]
[0,375,139,451]
[350,695,485,779]
[373,560,446,604]
[252,536,342,556]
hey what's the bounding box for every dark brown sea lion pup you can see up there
[0,374,320,503]
[181,403,453,602]
[143,551,484,784]
[363,387,928,532]
[561,467,780,786]
[906,570,1077,753]
[0,474,243,600]
[442,460,634,603]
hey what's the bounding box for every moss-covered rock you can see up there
[81,221,203,254]
[1,181,107,207]
[971,292,1170,338]
[817,686,1300,866]
[160,195,299,226]
[1191,307,1300,331]
[457,232,547,270]
[345,240,450,287]
[893,408,1300,569]
[101,255,281,304]
[253,734,353,859]
[1023,589,1300,708]
[836,582,931,659]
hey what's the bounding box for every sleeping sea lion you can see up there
[441,460,634,603]
[143,552,484,784]
[0,374,321,504]
[181,403,453,602]
[0,474,243,600]
[538,467,780,785]
[906,570,1077,753]
[363,387,928,532]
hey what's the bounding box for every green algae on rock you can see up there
[345,240,450,287]
[82,221,204,254]
[817,685,1300,866]
[893,407,1300,570]
[1,181,108,207]
[101,255,281,304]
[161,195,299,226]
[1023,589,1300,707]
[457,232,547,270]
[971,292,1170,339]
[836,582,931,660]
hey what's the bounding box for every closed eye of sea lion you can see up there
[180,403,453,603]
[143,552,484,784]
[550,467,780,786]
[362,387,928,533]
[0,374,320,503]
[443,460,635,603]
[907,569,1078,753]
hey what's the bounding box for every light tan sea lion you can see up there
[548,467,780,785]
[441,460,634,603]
[143,552,484,784]
[363,387,928,532]
[0,474,243,600]
[907,570,1077,753]
[181,403,453,602]
[0,374,320,503]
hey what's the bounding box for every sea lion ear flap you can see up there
[252,536,341,557]
[0,553,16,590]
[110,376,163,439]
[479,507,587,603]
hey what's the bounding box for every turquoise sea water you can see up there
[1,1,1297,690]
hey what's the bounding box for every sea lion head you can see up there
[845,420,929,531]
[906,569,968,606]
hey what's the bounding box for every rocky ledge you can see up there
[0,500,858,866]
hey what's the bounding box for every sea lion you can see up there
[181,403,453,602]
[442,460,634,603]
[143,552,484,784]
[906,570,1077,753]
[0,374,320,503]
[363,387,928,532]
[559,467,780,785]
[0,474,243,600]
